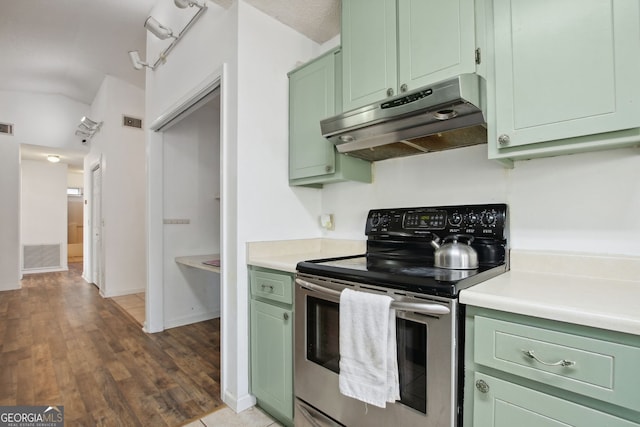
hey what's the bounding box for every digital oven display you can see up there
[404,210,446,229]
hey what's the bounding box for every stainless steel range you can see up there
[294,203,508,427]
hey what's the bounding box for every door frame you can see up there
[89,160,104,293]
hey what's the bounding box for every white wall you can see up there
[162,102,221,328]
[321,144,640,257]
[144,0,332,412]
[20,160,68,272]
[0,91,89,290]
[68,170,84,188]
[0,139,20,290]
[0,91,90,150]
[84,75,146,297]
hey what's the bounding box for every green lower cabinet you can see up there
[249,267,294,426]
[473,373,638,427]
[465,307,640,426]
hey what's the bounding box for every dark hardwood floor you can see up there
[0,263,224,426]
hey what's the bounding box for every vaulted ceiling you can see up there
[1,0,339,170]
[0,0,340,105]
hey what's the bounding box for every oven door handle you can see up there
[296,278,451,316]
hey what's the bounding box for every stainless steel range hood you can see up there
[320,74,487,162]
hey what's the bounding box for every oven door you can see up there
[294,275,459,427]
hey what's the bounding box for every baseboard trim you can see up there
[164,310,221,330]
[222,390,256,413]
[102,287,146,298]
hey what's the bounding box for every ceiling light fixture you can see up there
[128,50,149,70]
[174,0,207,8]
[75,116,103,145]
[144,16,176,40]
[47,155,60,163]
[128,0,208,71]
[80,116,101,131]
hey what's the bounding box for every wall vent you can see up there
[23,244,61,270]
[123,115,143,129]
[0,122,14,135]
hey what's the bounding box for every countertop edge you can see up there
[460,252,640,336]
[175,254,221,273]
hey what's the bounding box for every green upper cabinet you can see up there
[288,48,372,187]
[342,0,477,112]
[489,0,640,161]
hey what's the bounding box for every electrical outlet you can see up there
[320,214,334,230]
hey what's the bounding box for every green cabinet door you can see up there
[289,49,372,187]
[250,299,293,423]
[491,0,640,152]
[397,0,477,92]
[289,49,336,180]
[473,373,639,427]
[342,0,398,111]
[342,0,477,112]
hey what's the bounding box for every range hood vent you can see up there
[320,74,487,161]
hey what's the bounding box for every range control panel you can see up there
[366,204,507,240]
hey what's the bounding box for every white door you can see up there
[91,165,103,290]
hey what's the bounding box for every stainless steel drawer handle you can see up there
[522,349,576,367]
[261,284,273,292]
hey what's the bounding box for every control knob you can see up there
[449,212,463,226]
[467,212,479,226]
[481,210,497,226]
[370,212,382,227]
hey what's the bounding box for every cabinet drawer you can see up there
[474,315,640,412]
[473,372,639,427]
[250,269,293,305]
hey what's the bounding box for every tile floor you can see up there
[182,406,282,427]
[111,292,145,325]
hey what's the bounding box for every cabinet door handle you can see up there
[522,349,576,367]
[498,134,510,145]
[400,83,408,93]
[475,379,490,393]
[283,313,289,321]
[387,87,394,97]
[261,284,273,292]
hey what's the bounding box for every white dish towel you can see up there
[338,288,400,408]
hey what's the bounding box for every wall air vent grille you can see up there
[0,122,14,135]
[123,116,143,129]
[23,244,61,270]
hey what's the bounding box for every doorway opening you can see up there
[67,184,84,263]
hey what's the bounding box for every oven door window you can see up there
[397,317,427,414]
[306,295,428,414]
[306,296,340,373]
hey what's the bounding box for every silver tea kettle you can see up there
[430,235,478,270]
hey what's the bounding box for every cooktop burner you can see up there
[296,203,508,298]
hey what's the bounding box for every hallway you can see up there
[0,264,224,426]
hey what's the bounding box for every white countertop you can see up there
[246,238,365,273]
[460,250,640,336]
[175,254,221,273]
